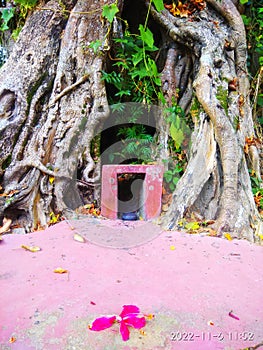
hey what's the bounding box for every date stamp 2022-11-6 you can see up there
[170,331,255,342]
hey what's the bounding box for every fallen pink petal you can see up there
[123,315,146,329]
[120,320,130,341]
[228,311,240,320]
[119,304,140,318]
[88,315,116,331]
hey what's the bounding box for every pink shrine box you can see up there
[101,164,164,220]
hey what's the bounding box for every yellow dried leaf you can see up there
[73,233,86,243]
[224,233,233,241]
[21,245,41,252]
[185,221,200,232]
[145,313,154,320]
[49,176,55,184]
[54,267,68,274]
[0,218,12,234]
[9,336,16,343]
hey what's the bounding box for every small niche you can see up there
[117,173,145,220]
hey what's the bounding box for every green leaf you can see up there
[139,24,154,48]
[173,177,179,185]
[147,58,158,76]
[169,183,175,191]
[89,39,102,53]
[152,0,165,12]
[241,14,251,26]
[0,8,14,31]
[14,0,38,7]
[158,92,166,105]
[132,52,143,66]
[115,90,131,97]
[102,3,119,23]
[154,76,162,86]
[170,122,184,150]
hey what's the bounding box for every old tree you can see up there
[0,0,262,242]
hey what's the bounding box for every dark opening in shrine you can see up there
[117,172,145,220]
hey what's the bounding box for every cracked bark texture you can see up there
[0,0,262,241]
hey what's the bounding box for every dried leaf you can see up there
[145,313,155,320]
[224,233,233,241]
[185,221,200,232]
[49,212,61,225]
[0,189,19,197]
[9,336,16,343]
[164,0,205,17]
[54,267,68,274]
[49,176,55,184]
[0,218,12,234]
[73,233,86,243]
[21,245,41,252]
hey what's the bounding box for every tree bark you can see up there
[0,0,262,242]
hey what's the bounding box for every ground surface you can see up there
[1,218,263,350]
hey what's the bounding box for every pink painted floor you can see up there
[0,218,263,350]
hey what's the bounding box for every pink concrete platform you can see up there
[101,164,164,220]
[0,219,263,350]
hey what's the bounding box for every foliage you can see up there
[241,0,263,129]
[241,0,263,67]
[0,0,38,50]
[250,174,263,214]
[165,101,191,151]
[100,19,162,164]
[163,164,183,192]
[241,1,263,210]
[110,125,154,164]
[101,30,161,104]
[102,2,119,23]
[0,7,14,32]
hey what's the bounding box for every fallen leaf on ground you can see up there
[0,218,12,234]
[73,233,86,243]
[185,221,200,232]
[54,267,68,274]
[224,233,233,241]
[9,336,16,343]
[21,245,41,252]
[145,313,154,320]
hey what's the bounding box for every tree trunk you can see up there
[0,0,262,241]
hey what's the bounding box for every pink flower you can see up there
[88,305,148,341]
[88,315,116,331]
